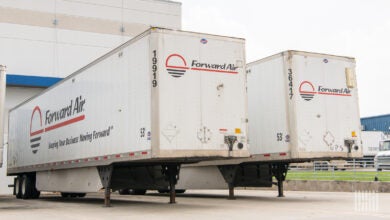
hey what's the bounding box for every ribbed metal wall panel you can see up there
[361,114,390,134]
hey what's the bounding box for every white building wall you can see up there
[0,0,181,194]
[0,0,181,77]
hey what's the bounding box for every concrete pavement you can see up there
[0,190,389,219]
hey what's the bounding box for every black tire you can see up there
[377,168,382,172]
[118,189,130,195]
[32,190,41,199]
[30,175,40,199]
[131,189,147,195]
[175,189,186,194]
[15,176,22,199]
[21,175,33,199]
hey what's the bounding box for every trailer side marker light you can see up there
[264,154,271,157]
[352,131,357,137]
[235,128,241,134]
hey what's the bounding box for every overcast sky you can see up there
[181,0,390,117]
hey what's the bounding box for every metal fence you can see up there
[287,159,390,182]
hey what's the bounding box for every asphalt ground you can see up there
[0,190,389,219]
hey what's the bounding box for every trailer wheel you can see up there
[14,176,22,199]
[32,189,41,199]
[175,189,186,194]
[21,175,33,199]
[30,174,40,199]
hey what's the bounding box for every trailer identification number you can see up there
[277,132,283,141]
[276,132,290,142]
[152,50,158,87]
[140,127,145,138]
[288,68,293,99]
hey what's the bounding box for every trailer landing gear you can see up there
[218,165,238,200]
[272,163,289,197]
[162,164,180,204]
[98,165,113,207]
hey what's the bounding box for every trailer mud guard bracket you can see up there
[271,163,289,197]
[98,165,113,207]
[218,165,239,200]
[162,164,181,204]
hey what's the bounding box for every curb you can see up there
[247,180,390,192]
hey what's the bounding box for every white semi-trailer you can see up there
[0,65,6,168]
[163,51,363,198]
[247,51,361,161]
[357,131,386,167]
[361,131,386,158]
[7,28,249,205]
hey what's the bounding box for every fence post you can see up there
[353,158,356,181]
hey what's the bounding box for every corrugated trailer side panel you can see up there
[247,54,290,155]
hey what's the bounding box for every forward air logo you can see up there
[29,96,86,154]
[165,53,239,78]
[165,54,188,78]
[299,81,352,101]
[30,106,44,154]
[299,81,316,101]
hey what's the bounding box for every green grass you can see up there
[286,171,390,182]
